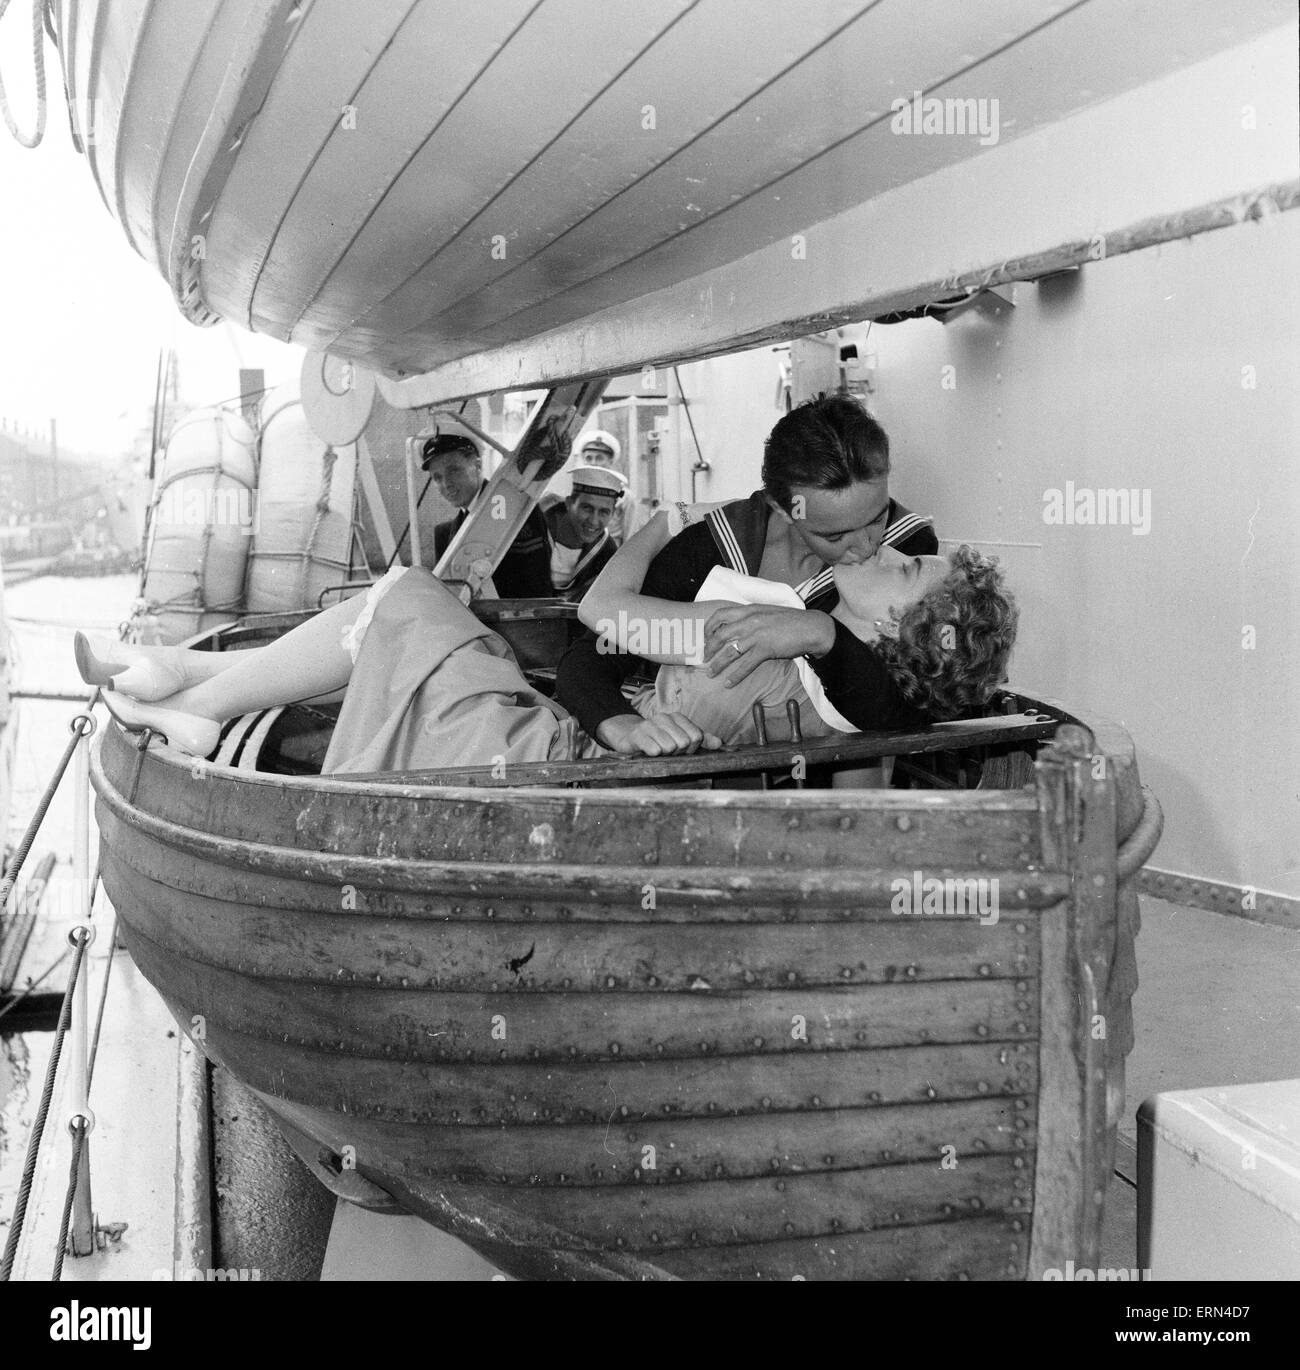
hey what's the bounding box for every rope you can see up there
[0,706,96,913]
[0,0,47,148]
[51,1119,86,1280]
[0,926,90,1281]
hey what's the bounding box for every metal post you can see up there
[66,731,96,1257]
[404,440,422,569]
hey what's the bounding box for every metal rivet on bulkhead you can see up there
[811,1095,821,1107]
[975,1024,989,1037]
[978,964,991,977]
[606,976,616,988]
[977,1081,989,1094]
[1015,922,1027,934]
[486,908,495,919]
[904,965,917,979]
[896,815,911,831]
[753,1036,764,1048]
[761,1096,772,1109]
[610,1042,620,1055]
[838,816,853,831]
[823,1155,834,1165]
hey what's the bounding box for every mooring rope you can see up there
[0,0,47,149]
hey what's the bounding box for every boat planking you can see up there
[90,670,1161,1281]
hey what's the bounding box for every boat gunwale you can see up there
[94,784,1064,904]
[92,719,1053,811]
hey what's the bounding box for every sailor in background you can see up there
[543,455,627,601]
[424,433,550,598]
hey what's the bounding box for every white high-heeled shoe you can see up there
[100,690,222,758]
[74,632,188,702]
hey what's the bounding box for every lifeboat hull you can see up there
[91,702,1159,1280]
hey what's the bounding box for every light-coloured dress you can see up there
[322,567,602,775]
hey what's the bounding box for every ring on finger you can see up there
[730,639,743,655]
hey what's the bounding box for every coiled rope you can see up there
[0,0,47,149]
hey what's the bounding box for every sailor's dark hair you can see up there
[762,393,890,511]
[421,433,479,467]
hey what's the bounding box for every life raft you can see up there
[140,407,258,643]
[244,379,355,615]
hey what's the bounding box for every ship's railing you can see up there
[0,696,122,1280]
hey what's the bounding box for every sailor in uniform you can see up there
[424,432,550,597]
[543,454,627,601]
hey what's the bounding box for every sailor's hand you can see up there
[703,606,835,685]
[595,712,722,757]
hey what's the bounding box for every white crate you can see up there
[1138,1080,1300,1280]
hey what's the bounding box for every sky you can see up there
[0,16,301,461]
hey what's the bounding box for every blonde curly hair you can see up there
[873,545,1018,721]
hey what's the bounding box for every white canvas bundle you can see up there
[142,407,258,643]
[246,380,357,614]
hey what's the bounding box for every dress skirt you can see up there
[322,568,602,776]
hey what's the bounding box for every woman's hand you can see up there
[595,712,722,757]
[702,606,836,686]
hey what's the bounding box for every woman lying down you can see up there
[73,519,1016,774]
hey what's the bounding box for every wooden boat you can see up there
[90,617,1162,1279]
[51,0,1295,386]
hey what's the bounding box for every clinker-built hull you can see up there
[92,695,1159,1280]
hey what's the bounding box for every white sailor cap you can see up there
[568,464,627,500]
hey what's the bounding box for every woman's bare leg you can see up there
[161,595,364,720]
[99,596,368,754]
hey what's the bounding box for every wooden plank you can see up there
[124,927,1038,1063]
[360,0,925,343]
[95,723,1045,871]
[408,0,1077,355]
[199,0,418,326]
[103,823,1068,919]
[1026,726,1117,1277]
[207,1033,1038,1126]
[301,0,701,341]
[652,1214,1028,1280]
[348,713,1064,787]
[376,24,1300,401]
[112,861,1038,988]
[404,1153,1028,1250]
[225,1095,1033,1188]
